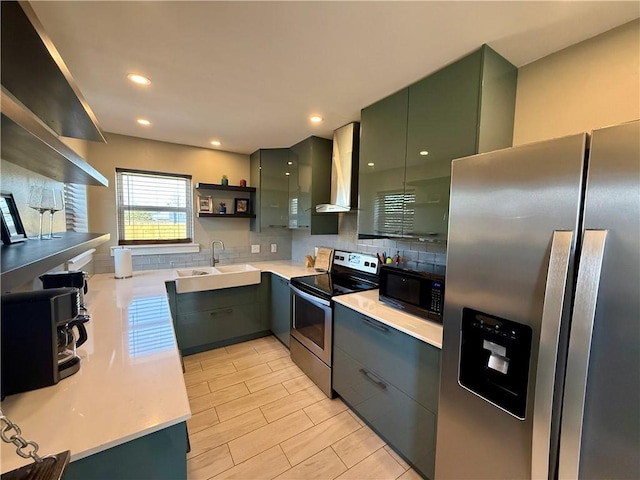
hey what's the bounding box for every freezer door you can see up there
[436,134,587,479]
[559,120,640,479]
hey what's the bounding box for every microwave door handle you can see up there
[290,285,331,307]
[558,230,607,480]
[531,230,574,480]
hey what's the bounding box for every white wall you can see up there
[513,19,639,145]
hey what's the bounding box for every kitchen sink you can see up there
[174,264,260,293]
[213,264,257,274]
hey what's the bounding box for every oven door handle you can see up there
[290,285,331,307]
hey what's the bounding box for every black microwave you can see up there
[379,265,445,323]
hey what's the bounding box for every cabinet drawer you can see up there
[334,303,440,413]
[334,345,436,479]
[176,303,260,349]
[176,284,259,315]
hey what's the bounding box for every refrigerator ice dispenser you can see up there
[459,308,532,419]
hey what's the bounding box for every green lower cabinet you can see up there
[270,274,291,347]
[177,303,261,352]
[63,422,187,480]
[333,304,440,479]
[165,282,269,355]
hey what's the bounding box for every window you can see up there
[374,189,415,236]
[64,183,88,233]
[115,168,193,245]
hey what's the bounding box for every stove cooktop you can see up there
[290,272,378,299]
[290,250,381,300]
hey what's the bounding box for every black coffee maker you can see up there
[40,270,89,312]
[1,288,87,399]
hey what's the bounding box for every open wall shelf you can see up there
[1,232,110,292]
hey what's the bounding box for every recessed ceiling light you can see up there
[285,172,290,176]
[419,150,429,156]
[137,118,151,126]
[211,140,221,146]
[127,73,151,86]
[367,162,375,167]
[287,161,293,165]
[310,115,323,123]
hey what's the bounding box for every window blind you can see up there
[373,189,415,236]
[64,183,88,233]
[115,168,193,244]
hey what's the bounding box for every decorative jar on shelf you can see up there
[219,202,226,214]
[221,175,229,186]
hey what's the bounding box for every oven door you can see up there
[290,285,332,366]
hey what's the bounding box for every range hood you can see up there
[316,122,360,213]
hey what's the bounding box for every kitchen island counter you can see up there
[333,289,443,349]
[0,269,190,474]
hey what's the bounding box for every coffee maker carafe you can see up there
[1,287,85,398]
[57,316,88,378]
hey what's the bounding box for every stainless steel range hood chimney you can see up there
[316,122,360,213]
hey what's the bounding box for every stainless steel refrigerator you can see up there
[435,120,639,479]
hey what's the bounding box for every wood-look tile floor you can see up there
[184,335,422,480]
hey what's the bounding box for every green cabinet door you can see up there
[358,88,409,238]
[404,45,516,240]
[270,274,291,347]
[250,148,290,231]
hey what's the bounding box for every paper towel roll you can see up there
[114,248,133,279]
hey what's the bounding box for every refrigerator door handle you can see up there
[531,230,574,480]
[558,229,608,480]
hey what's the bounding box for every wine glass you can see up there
[47,188,65,239]
[27,186,48,239]
[39,187,56,240]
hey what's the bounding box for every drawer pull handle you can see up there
[359,368,387,390]
[360,317,388,332]
[210,309,233,317]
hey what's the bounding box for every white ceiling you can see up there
[31,1,639,155]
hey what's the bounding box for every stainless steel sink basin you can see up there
[174,264,260,293]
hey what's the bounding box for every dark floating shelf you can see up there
[195,183,256,193]
[1,232,110,292]
[197,213,256,219]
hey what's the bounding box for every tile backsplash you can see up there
[92,214,445,275]
[93,229,292,273]
[291,214,446,275]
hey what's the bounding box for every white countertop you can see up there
[250,260,319,280]
[333,289,443,349]
[0,261,317,473]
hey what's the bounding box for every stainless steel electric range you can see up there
[289,250,380,398]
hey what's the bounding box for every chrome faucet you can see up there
[211,240,225,266]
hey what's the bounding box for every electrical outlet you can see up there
[271,244,277,253]
[251,244,260,253]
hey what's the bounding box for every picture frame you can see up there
[0,192,28,245]
[234,198,249,214]
[197,195,213,213]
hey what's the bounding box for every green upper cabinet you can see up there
[250,148,290,232]
[358,45,517,239]
[289,136,338,235]
[358,88,409,238]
